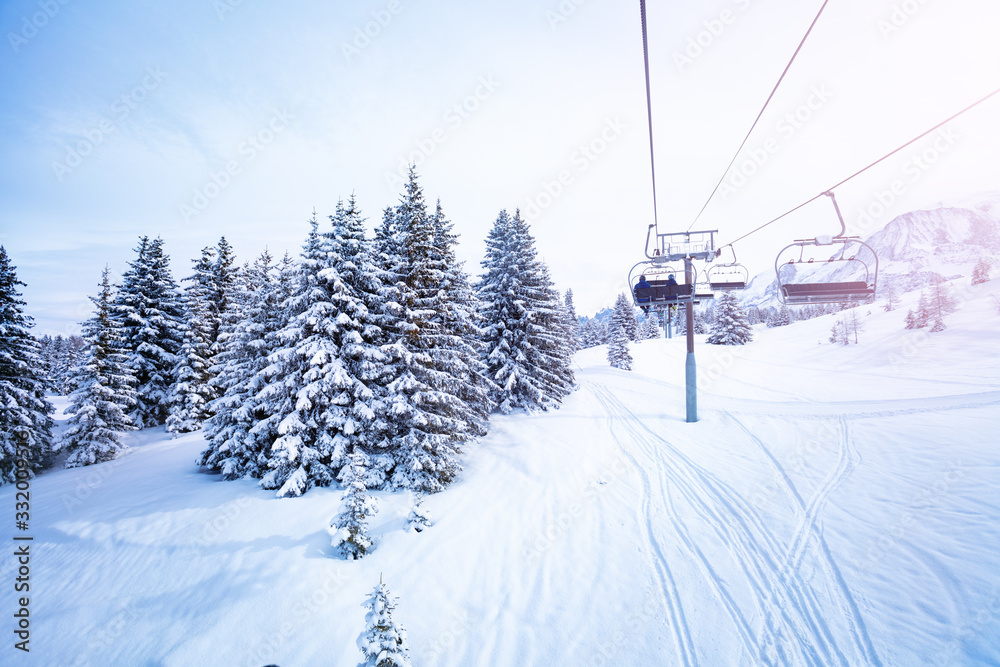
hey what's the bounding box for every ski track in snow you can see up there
[589,382,884,666]
[595,385,697,666]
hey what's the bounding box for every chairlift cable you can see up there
[686,0,832,231]
[639,0,660,234]
[725,84,1000,248]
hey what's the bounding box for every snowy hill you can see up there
[2,277,999,665]
[740,191,1000,309]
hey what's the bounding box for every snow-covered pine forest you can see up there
[0,168,575,496]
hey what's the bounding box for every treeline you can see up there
[0,168,577,492]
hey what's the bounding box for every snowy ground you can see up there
[3,277,999,666]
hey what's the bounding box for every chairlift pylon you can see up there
[774,192,878,305]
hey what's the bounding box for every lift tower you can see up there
[645,228,718,423]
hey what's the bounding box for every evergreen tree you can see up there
[113,237,185,427]
[382,170,493,492]
[903,308,920,330]
[61,268,137,467]
[606,323,632,371]
[167,246,216,434]
[57,335,86,394]
[639,313,660,340]
[675,306,708,335]
[611,292,639,342]
[972,257,992,285]
[564,289,581,353]
[706,292,754,345]
[358,578,412,667]
[200,250,295,480]
[330,449,378,560]
[829,318,848,345]
[208,237,238,349]
[406,492,432,533]
[768,306,792,328]
[477,208,574,414]
[580,318,606,348]
[0,247,54,483]
[262,202,392,497]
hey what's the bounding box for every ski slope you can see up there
[3,279,999,666]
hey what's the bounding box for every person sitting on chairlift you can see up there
[665,274,678,312]
[635,274,651,314]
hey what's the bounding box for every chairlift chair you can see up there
[774,192,878,305]
[629,260,713,310]
[707,246,749,291]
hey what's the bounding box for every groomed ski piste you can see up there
[4,278,999,666]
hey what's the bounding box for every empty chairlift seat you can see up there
[780,281,874,304]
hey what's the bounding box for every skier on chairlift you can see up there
[635,274,651,314]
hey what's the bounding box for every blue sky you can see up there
[2,0,999,335]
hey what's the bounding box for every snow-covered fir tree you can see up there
[167,247,216,434]
[706,292,753,345]
[406,492,432,533]
[381,170,494,492]
[200,250,296,480]
[829,318,848,345]
[61,267,137,467]
[675,306,708,335]
[606,323,632,371]
[169,238,238,434]
[0,247,54,483]
[358,578,412,667]
[113,236,185,427]
[38,334,86,394]
[564,289,581,353]
[611,293,639,342]
[477,208,574,414]
[580,318,606,348]
[330,449,378,560]
[639,313,660,340]
[972,257,992,285]
[261,202,392,497]
[768,306,792,328]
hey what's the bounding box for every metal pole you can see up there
[684,257,698,422]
